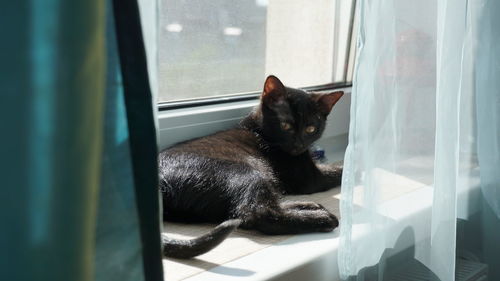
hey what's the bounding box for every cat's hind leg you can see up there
[248,207,339,234]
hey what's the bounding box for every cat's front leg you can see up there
[316,160,343,191]
[238,185,339,234]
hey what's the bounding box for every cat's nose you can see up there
[291,141,306,155]
[294,140,305,149]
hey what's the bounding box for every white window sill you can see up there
[182,223,342,281]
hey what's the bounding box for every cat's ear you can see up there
[262,75,286,107]
[314,91,344,115]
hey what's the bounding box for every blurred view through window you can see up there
[158,0,356,103]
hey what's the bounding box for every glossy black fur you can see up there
[160,76,343,258]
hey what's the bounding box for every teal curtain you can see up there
[1,0,163,280]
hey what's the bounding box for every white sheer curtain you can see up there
[339,0,500,280]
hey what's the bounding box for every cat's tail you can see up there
[162,219,242,259]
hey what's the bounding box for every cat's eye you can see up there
[280,122,292,131]
[305,126,316,134]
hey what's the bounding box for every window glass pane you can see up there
[158,0,355,102]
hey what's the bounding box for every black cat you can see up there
[159,75,343,258]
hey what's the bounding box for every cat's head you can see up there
[256,75,343,155]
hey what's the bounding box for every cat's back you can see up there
[159,128,262,164]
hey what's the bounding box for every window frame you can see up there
[157,85,352,151]
[158,81,352,111]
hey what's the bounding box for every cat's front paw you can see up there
[317,211,339,232]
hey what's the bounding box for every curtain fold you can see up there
[93,1,145,280]
[1,1,105,281]
[475,0,500,221]
[112,0,164,279]
[339,0,500,280]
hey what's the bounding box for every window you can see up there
[157,0,357,105]
[154,2,357,277]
